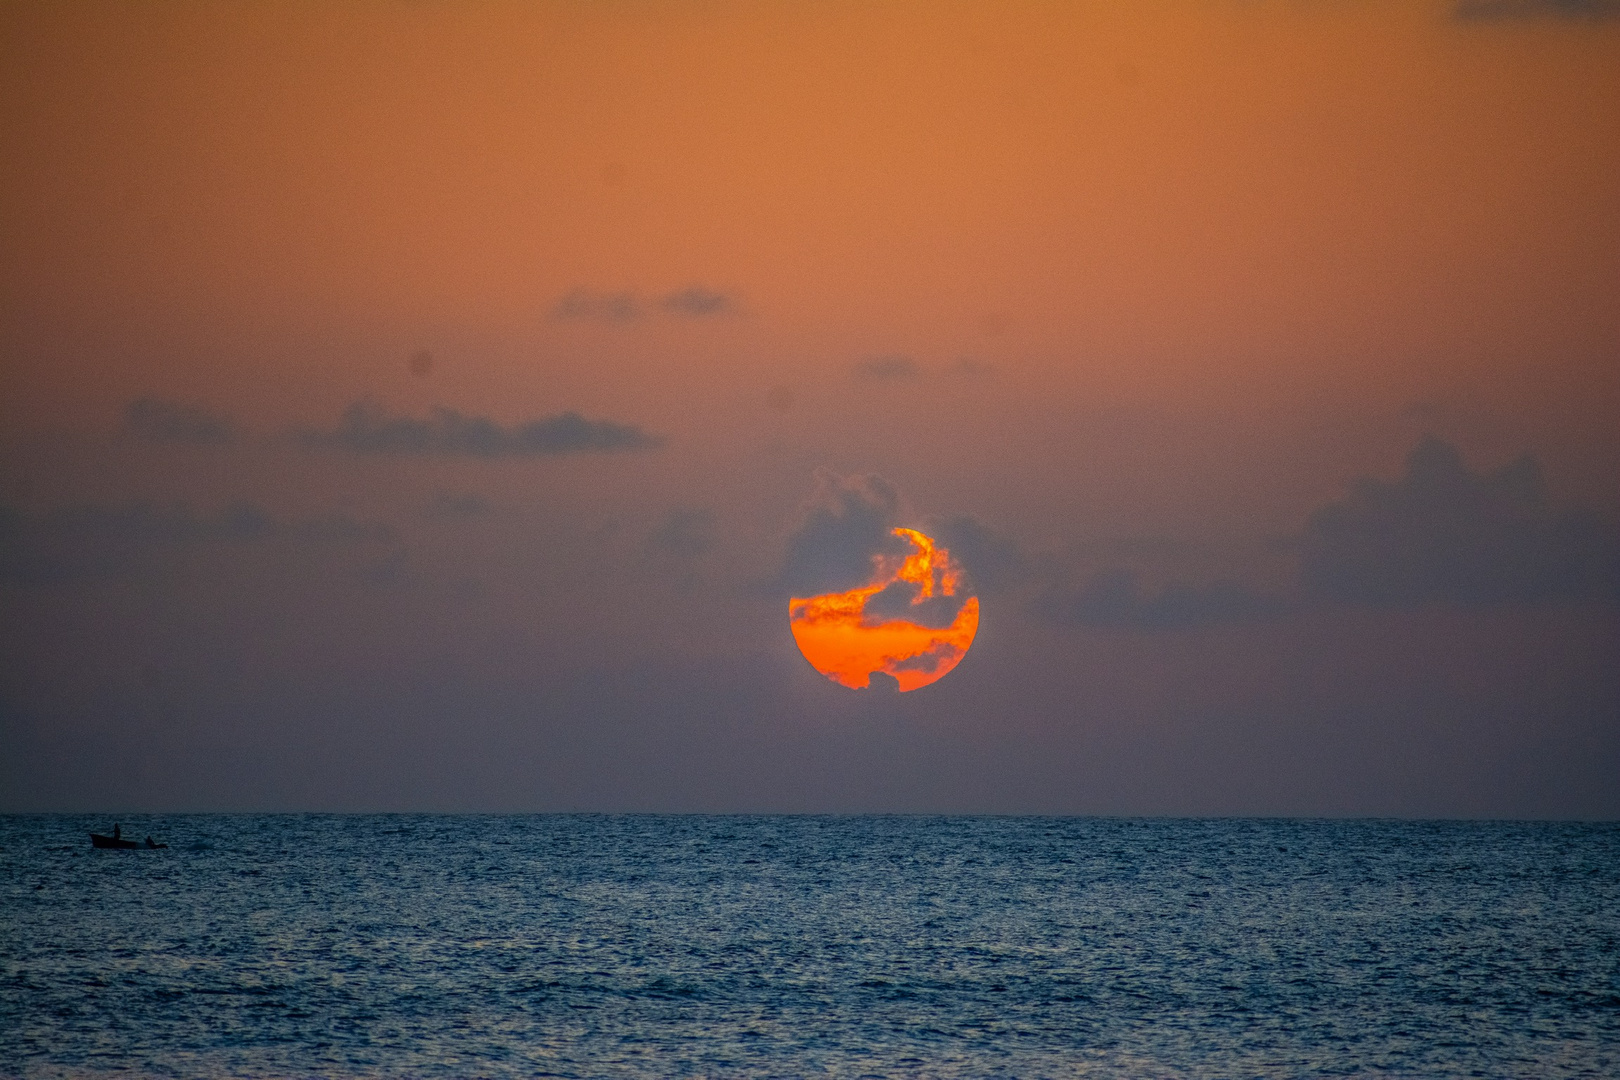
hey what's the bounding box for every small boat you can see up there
[89,824,163,849]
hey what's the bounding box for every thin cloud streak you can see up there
[852,356,919,381]
[300,402,663,458]
[552,286,739,323]
[659,287,735,317]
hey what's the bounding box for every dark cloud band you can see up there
[1454,0,1620,20]
[1302,436,1618,608]
[124,398,238,446]
[0,502,393,583]
[1038,570,1284,630]
[1038,436,1619,631]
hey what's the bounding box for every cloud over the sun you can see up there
[300,402,662,458]
[777,471,914,598]
[930,514,1025,595]
[781,474,981,691]
[860,575,972,630]
[778,472,980,633]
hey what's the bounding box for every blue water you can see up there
[2,816,1617,1078]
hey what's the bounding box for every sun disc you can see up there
[789,528,979,691]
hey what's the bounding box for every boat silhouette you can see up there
[89,824,165,849]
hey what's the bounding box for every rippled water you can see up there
[3,815,1617,1078]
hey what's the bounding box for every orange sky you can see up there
[4,1,1616,428]
[1,1,1616,813]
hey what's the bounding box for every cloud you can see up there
[1301,436,1619,607]
[659,286,735,317]
[853,356,919,380]
[888,641,962,675]
[778,473,977,636]
[123,398,238,446]
[552,286,739,323]
[301,402,662,458]
[778,471,914,597]
[1037,437,1617,629]
[37,502,274,544]
[1454,0,1620,19]
[0,502,393,583]
[930,514,1025,594]
[860,574,971,630]
[1037,569,1284,630]
[647,507,716,560]
[865,670,902,692]
[553,288,641,322]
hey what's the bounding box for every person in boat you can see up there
[112,823,122,841]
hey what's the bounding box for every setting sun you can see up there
[789,528,979,692]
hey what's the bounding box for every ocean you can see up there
[2,815,1617,1078]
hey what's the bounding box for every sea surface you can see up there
[2,815,1617,1079]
